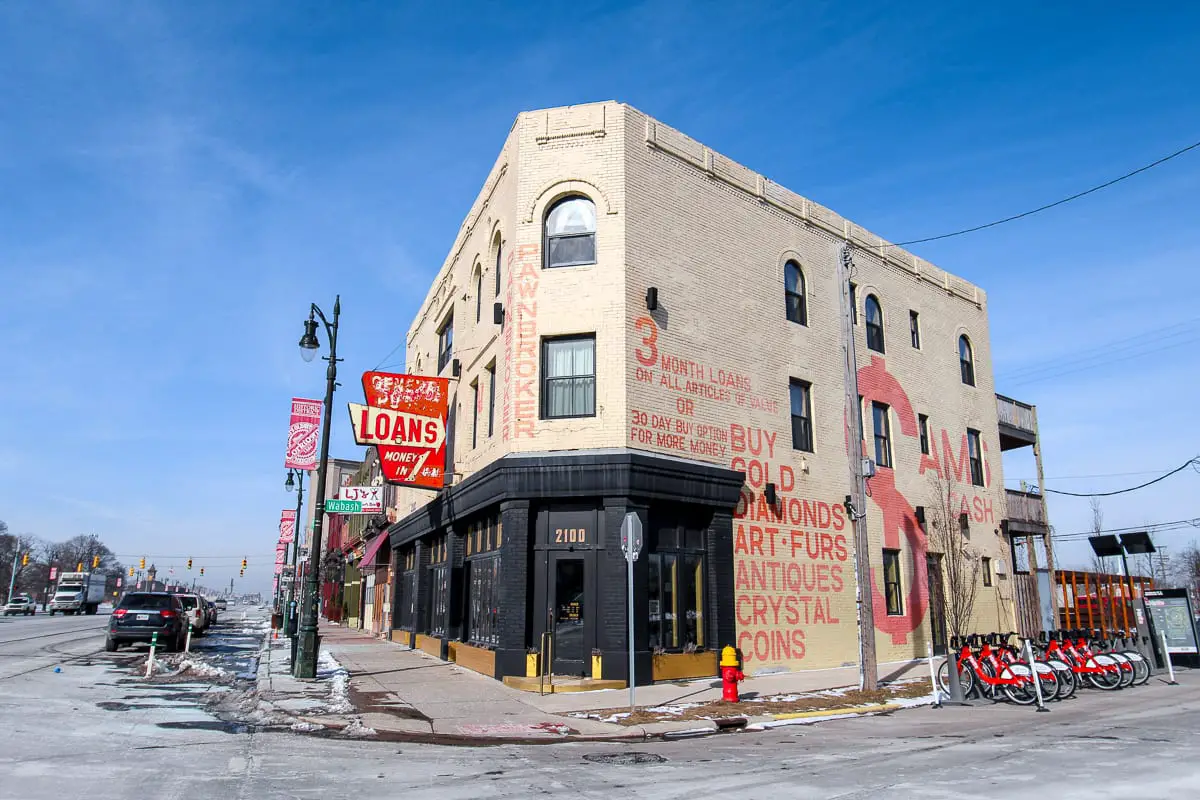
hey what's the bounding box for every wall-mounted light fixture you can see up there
[764,482,777,505]
[452,359,461,378]
[493,302,505,325]
[646,287,658,311]
[914,506,925,525]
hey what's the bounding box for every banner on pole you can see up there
[279,509,297,544]
[285,397,323,470]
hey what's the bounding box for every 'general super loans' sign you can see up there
[348,371,450,489]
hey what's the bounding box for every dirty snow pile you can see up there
[316,649,354,714]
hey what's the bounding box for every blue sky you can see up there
[2,1,1199,591]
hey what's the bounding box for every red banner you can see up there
[349,372,450,489]
[279,509,297,545]
[274,545,286,575]
[285,397,322,470]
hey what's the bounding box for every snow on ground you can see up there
[316,649,354,714]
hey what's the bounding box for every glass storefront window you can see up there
[467,554,501,647]
[649,549,705,652]
[429,565,449,637]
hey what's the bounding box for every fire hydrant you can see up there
[720,645,744,702]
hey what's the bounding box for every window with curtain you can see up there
[486,362,496,437]
[784,260,806,325]
[541,335,596,419]
[544,196,596,268]
[789,379,813,452]
[883,550,903,615]
[959,335,975,386]
[968,428,984,486]
[865,294,885,353]
[872,402,892,468]
[437,315,454,373]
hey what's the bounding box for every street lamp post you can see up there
[283,468,305,637]
[294,296,340,679]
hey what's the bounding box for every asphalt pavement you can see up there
[1,611,1197,799]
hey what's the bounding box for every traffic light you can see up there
[241,558,248,570]
[92,555,100,568]
[21,553,29,566]
[76,562,83,572]
[129,567,135,577]
[139,557,146,570]
[199,567,205,576]
[239,568,245,577]
[187,558,193,570]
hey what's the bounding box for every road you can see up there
[1,613,1197,799]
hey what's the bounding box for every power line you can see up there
[1005,468,1183,483]
[894,138,1200,246]
[1043,457,1198,497]
[1003,333,1200,388]
[998,319,1200,382]
[1053,518,1200,541]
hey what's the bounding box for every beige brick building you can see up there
[384,101,1050,687]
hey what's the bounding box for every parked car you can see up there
[172,593,208,634]
[3,595,36,616]
[214,598,227,611]
[107,592,186,651]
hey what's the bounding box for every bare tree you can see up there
[925,474,981,639]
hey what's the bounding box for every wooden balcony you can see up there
[1005,488,1048,534]
[996,394,1038,451]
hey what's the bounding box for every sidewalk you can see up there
[254,624,933,742]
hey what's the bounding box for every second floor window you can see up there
[494,234,503,297]
[919,414,930,455]
[982,556,993,587]
[437,315,454,373]
[486,362,496,437]
[910,310,921,349]
[960,335,976,386]
[872,402,892,468]
[865,294,884,353]
[784,261,807,325]
[789,379,813,452]
[544,196,596,268]
[542,335,596,419]
[471,379,480,449]
[849,282,858,324]
[967,428,984,486]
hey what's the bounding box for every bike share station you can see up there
[931,530,1188,712]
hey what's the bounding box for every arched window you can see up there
[865,294,885,353]
[784,260,806,325]
[544,196,596,268]
[493,232,502,297]
[959,335,976,386]
[474,266,483,323]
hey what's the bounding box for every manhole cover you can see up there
[583,752,667,766]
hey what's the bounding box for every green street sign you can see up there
[324,499,362,514]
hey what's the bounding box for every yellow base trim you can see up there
[414,634,442,658]
[651,651,718,682]
[502,676,626,693]
[448,641,496,677]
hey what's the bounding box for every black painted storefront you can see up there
[386,449,743,684]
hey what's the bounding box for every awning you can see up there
[359,532,390,569]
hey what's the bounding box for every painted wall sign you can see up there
[285,397,323,470]
[349,372,451,489]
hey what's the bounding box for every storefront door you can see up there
[927,554,948,656]
[549,552,589,676]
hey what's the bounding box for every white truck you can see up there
[49,572,105,615]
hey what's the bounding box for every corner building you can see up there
[387,101,1037,688]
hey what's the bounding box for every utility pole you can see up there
[838,242,878,691]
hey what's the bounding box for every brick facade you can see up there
[387,101,1019,681]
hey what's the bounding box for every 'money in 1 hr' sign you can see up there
[348,371,450,489]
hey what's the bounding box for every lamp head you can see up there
[285,471,295,492]
[299,317,320,361]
